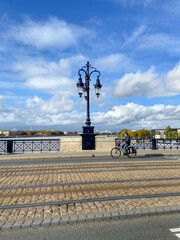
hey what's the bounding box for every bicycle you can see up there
[110,141,137,159]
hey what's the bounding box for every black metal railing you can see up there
[0,139,60,154]
[115,138,180,150]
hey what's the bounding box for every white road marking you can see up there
[169,228,180,238]
[170,228,180,232]
[165,156,179,159]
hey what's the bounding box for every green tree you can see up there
[21,131,27,136]
[136,129,150,138]
[171,131,178,139]
[117,129,137,138]
[117,129,128,138]
[117,129,150,138]
[165,125,171,138]
[128,131,137,138]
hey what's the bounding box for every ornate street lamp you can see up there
[77,61,102,150]
[94,76,102,98]
[76,75,84,97]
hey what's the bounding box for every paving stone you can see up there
[134,209,143,217]
[77,214,86,223]
[163,206,171,214]
[0,221,6,230]
[103,212,111,220]
[110,211,119,219]
[141,209,150,216]
[60,215,70,224]
[11,219,25,229]
[1,220,15,230]
[69,215,78,223]
[31,218,43,228]
[156,207,164,215]
[176,206,180,211]
[50,216,61,226]
[40,217,52,227]
[21,218,34,229]
[94,212,103,221]
[86,213,95,222]
[119,210,127,218]
[149,208,157,215]
[116,211,122,218]
[2,154,180,230]
[170,206,179,213]
[126,210,135,218]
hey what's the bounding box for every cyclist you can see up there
[122,132,130,155]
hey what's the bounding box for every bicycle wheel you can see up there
[127,147,136,158]
[111,147,121,159]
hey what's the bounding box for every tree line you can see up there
[117,129,150,138]
[21,130,64,136]
[117,126,180,139]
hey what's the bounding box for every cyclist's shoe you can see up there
[123,152,127,155]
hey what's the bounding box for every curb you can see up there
[140,153,180,157]
[0,154,110,161]
[0,152,180,161]
[1,205,180,230]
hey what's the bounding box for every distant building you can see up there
[9,130,22,137]
[0,130,22,137]
[0,130,10,136]
[150,128,180,138]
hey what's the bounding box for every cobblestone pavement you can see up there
[1,156,180,228]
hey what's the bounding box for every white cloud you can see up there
[114,67,161,98]
[114,63,180,98]
[163,0,180,18]
[26,95,74,114]
[12,55,86,94]
[95,53,133,73]
[114,0,154,7]
[137,33,180,54]
[7,17,91,49]
[121,25,180,55]
[123,25,146,47]
[166,62,180,93]
[0,95,6,101]
[1,101,180,130]
[26,76,72,90]
[0,94,79,127]
[92,103,180,129]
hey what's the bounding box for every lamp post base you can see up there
[80,126,98,150]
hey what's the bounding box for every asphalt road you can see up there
[1,213,180,240]
[0,155,179,166]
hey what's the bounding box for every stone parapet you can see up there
[95,137,115,151]
[60,137,82,152]
[60,136,115,152]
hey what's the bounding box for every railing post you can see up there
[177,139,179,150]
[151,138,157,150]
[143,139,145,150]
[170,139,172,150]
[7,140,13,153]
[136,139,138,149]
[163,139,165,150]
[23,140,25,153]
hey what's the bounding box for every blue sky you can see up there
[0,0,180,131]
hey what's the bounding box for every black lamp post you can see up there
[77,61,102,150]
